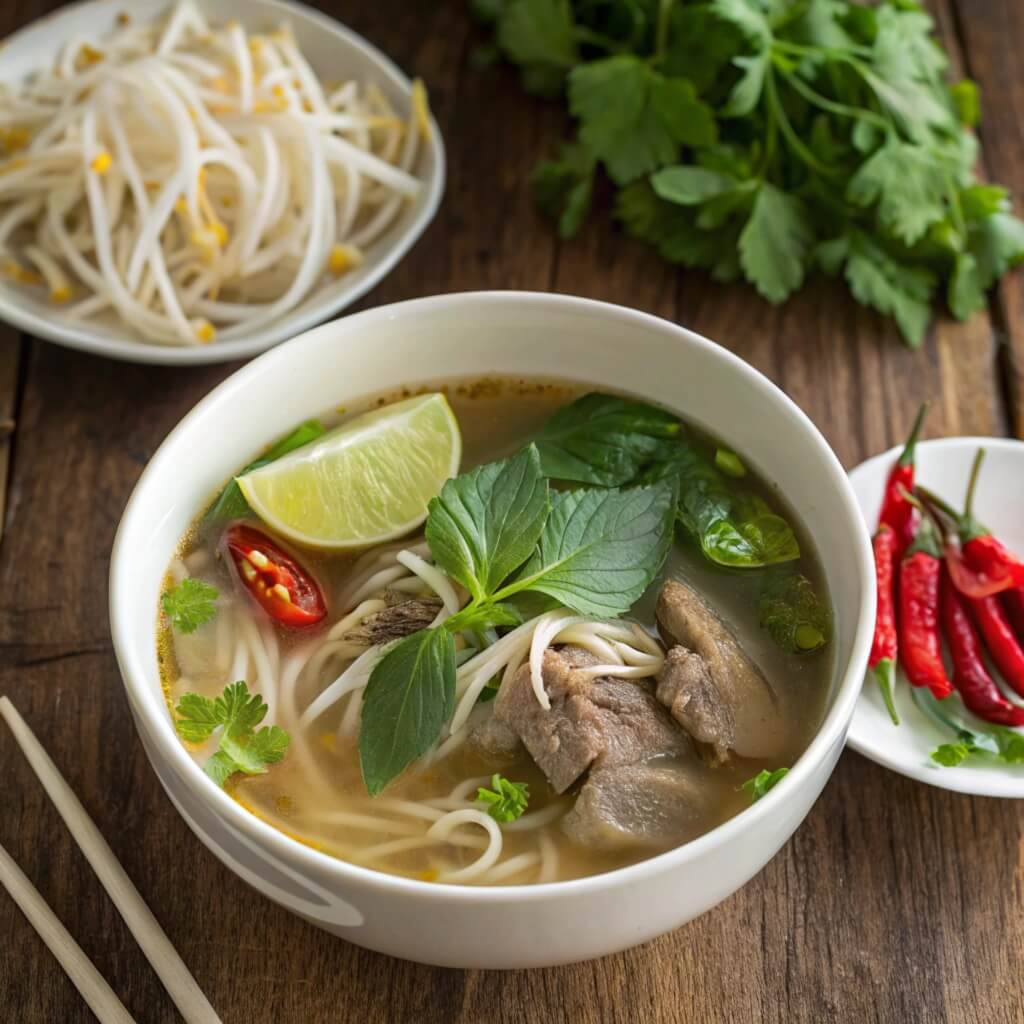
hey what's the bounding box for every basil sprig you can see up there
[358,444,676,795]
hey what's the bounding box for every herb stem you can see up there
[655,0,675,60]
[573,26,630,55]
[765,68,835,178]
[779,67,889,130]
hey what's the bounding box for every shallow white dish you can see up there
[110,291,875,967]
[847,437,1024,798]
[0,0,445,365]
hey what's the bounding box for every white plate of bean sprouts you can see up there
[0,0,444,363]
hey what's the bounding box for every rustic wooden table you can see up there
[1,1,1023,1021]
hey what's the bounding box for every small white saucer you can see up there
[846,437,1024,798]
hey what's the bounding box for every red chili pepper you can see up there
[969,594,1024,699]
[1004,588,1024,639]
[898,517,954,700]
[920,450,1024,599]
[869,525,900,724]
[941,570,1024,726]
[224,524,327,628]
[877,402,929,555]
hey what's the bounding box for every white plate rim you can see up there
[0,0,446,365]
[847,435,1024,798]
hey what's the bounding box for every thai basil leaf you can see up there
[499,480,677,616]
[654,444,800,568]
[759,572,830,654]
[205,419,326,522]
[359,628,457,795]
[425,445,549,602]
[535,392,681,485]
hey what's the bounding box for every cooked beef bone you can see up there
[562,759,713,850]
[492,645,689,793]
[343,597,443,645]
[656,646,735,764]
[656,579,785,759]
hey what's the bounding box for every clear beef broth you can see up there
[161,378,833,884]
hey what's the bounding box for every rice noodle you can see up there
[0,0,429,347]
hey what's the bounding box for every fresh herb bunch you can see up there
[472,0,1024,346]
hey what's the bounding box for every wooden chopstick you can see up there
[0,697,223,1024]
[0,842,136,1024]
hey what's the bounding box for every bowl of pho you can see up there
[0,0,443,364]
[110,291,874,967]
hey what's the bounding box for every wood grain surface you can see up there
[1,2,1023,1022]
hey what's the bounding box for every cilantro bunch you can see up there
[473,0,1024,346]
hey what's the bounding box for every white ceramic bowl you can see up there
[0,0,444,365]
[110,292,875,967]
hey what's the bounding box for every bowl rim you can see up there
[110,290,876,901]
[0,0,446,366]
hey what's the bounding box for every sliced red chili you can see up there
[942,570,1024,726]
[920,449,1024,599]
[224,524,326,628]
[869,525,900,724]
[898,517,954,701]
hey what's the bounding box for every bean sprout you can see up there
[0,0,429,347]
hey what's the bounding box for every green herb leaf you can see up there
[912,688,1024,767]
[569,57,716,185]
[426,445,549,603]
[477,774,530,822]
[531,141,595,238]
[741,767,789,801]
[359,628,457,795]
[500,480,677,616]
[497,0,577,71]
[651,166,737,206]
[473,0,1024,344]
[161,578,219,634]
[534,392,681,486]
[714,448,746,478]
[846,136,950,246]
[656,443,800,568]
[950,79,980,127]
[205,419,325,522]
[739,184,813,304]
[174,681,290,787]
[759,572,830,654]
[844,232,936,347]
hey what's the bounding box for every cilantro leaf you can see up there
[474,0,1024,345]
[477,774,530,822]
[651,166,737,206]
[497,0,577,74]
[359,628,457,795]
[912,688,1024,767]
[844,232,936,346]
[531,141,595,238]
[500,480,677,616]
[708,0,771,48]
[174,681,291,787]
[425,445,549,603]
[739,184,813,303]
[534,392,681,486]
[740,767,789,801]
[846,136,949,245]
[161,578,219,635]
[569,57,716,184]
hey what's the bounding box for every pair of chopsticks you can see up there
[0,696,222,1023]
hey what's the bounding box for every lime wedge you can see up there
[237,393,461,549]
